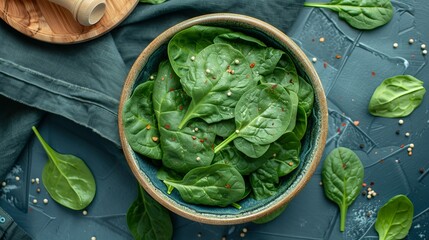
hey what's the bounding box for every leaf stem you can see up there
[214,132,238,153]
[231,202,242,209]
[304,2,330,8]
[340,203,347,232]
[32,126,56,163]
[178,103,196,129]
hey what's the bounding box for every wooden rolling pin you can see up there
[49,0,106,26]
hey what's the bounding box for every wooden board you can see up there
[0,0,138,44]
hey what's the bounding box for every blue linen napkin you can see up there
[0,0,304,181]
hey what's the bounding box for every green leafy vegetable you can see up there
[292,106,308,140]
[304,0,394,30]
[32,126,96,210]
[233,138,270,159]
[322,147,364,232]
[178,43,257,128]
[375,194,414,240]
[214,83,293,153]
[213,144,267,175]
[123,81,162,160]
[156,167,183,194]
[210,119,236,138]
[368,75,426,118]
[250,132,301,200]
[127,185,173,240]
[168,25,232,78]
[297,76,314,116]
[122,25,316,207]
[214,32,283,75]
[152,61,182,121]
[164,164,245,206]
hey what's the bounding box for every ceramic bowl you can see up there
[118,13,328,225]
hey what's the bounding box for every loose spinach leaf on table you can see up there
[322,147,364,232]
[368,75,426,118]
[32,126,96,210]
[214,32,283,76]
[304,0,394,30]
[168,25,232,78]
[127,185,173,240]
[214,83,293,153]
[375,194,414,240]
[178,43,257,128]
[123,81,162,160]
[164,164,245,207]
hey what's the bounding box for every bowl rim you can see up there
[118,13,328,225]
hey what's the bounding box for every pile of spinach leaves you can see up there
[123,25,315,208]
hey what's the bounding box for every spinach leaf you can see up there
[32,126,96,210]
[262,67,299,93]
[322,147,364,232]
[213,144,267,175]
[152,60,182,122]
[150,61,216,173]
[261,132,301,177]
[168,25,232,78]
[249,159,279,200]
[164,164,245,207]
[304,0,394,30]
[156,167,183,194]
[368,75,426,118]
[233,138,270,159]
[250,132,301,200]
[158,89,216,173]
[178,43,257,128]
[214,32,283,75]
[285,91,299,133]
[293,106,308,140]
[252,203,288,224]
[375,194,414,240]
[127,185,173,240]
[275,53,299,85]
[297,76,314,116]
[214,83,293,153]
[123,81,162,159]
[210,119,236,138]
